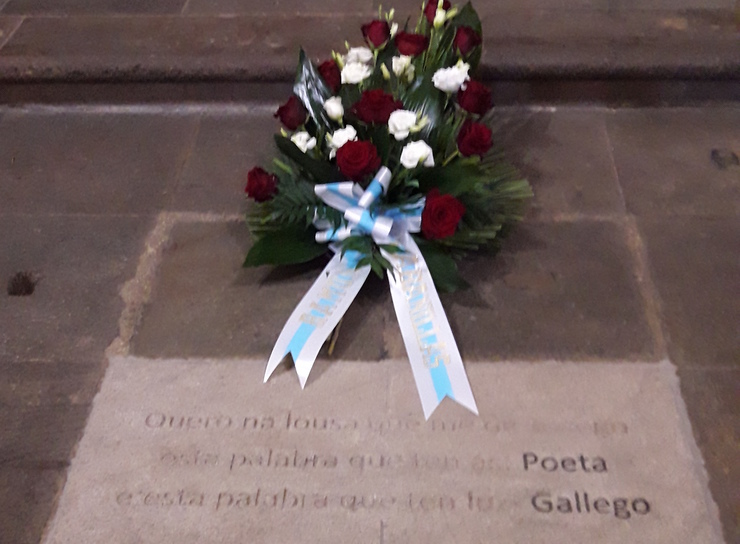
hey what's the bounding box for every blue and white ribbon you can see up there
[264,167,478,419]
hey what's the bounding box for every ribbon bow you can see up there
[313,167,423,246]
[264,167,478,419]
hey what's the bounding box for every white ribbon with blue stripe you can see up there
[382,233,478,419]
[262,248,370,388]
[264,167,478,419]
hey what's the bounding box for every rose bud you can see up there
[361,20,391,48]
[245,167,278,202]
[350,89,404,125]
[274,96,307,130]
[423,0,451,25]
[336,140,381,181]
[457,80,492,115]
[323,96,344,122]
[457,120,493,157]
[318,59,341,93]
[421,188,465,240]
[394,31,429,57]
[453,26,482,56]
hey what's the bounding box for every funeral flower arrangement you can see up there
[244,1,532,418]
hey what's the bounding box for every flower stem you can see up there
[442,149,459,166]
[327,318,343,356]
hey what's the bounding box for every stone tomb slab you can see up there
[43,358,724,544]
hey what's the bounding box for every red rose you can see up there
[318,59,341,93]
[362,20,391,48]
[457,80,492,115]
[421,188,465,240]
[457,121,492,157]
[394,32,429,57]
[424,0,451,24]
[336,140,381,180]
[245,167,278,202]
[350,89,403,124]
[274,96,306,130]
[453,26,482,56]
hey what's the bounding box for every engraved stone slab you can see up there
[43,358,724,544]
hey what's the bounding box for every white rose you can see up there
[432,60,470,93]
[433,8,446,28]
[341,61,373,84]
[323,96,344,121]
[290,131,317,153]
[345,47,373,64]
[392,55,411,76]
[400,140,435,169]
[391,55,415,83]
[388,110,418,141]
[326,125,357,158]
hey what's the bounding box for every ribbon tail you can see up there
[264,252,371,387]
[384,236,478,419]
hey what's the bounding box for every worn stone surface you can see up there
[0,360,104,406]
[130,221,388,361]
[477,9,740,79]
[607,107,740,217]
[494,108,624,218]
[388,220,656,362]
[0,215,152,362]
[184,0,373,15]
[0,467,67,544]
[613,0,733,8]
[0,360,100,544]
[0,15,21,48]
[1,403,90,465]
[0,82,295,105]
[391,0,735,12]
[678,367,740,544]
[43,357,724,544]
[1,0,187,15]
[0,9,737,82]
[0,14,369,82]
[0,110,199,214]
[639,217,740,367]
[170,109,277,214]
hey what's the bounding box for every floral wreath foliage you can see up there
[244,1,532,292]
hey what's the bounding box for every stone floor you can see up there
[0,103,738,543]
[0,1,737,83]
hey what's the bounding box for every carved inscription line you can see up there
[144,411,629,437]
[114,488,652,521]
[156,450,624,476]
[160,449,461,474]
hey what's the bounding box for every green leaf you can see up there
[341,235,373,254]
[367,124,393,165]
[293,49,334,132]
[401,74,445,145]
[274,134,343,183]
[339,84,362,110]
[378,243,403,254]
[416,239,470,293]
[370,258,385,278]
[416,163,482,196]
[451,2,482,35]
[243,227,328,267]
